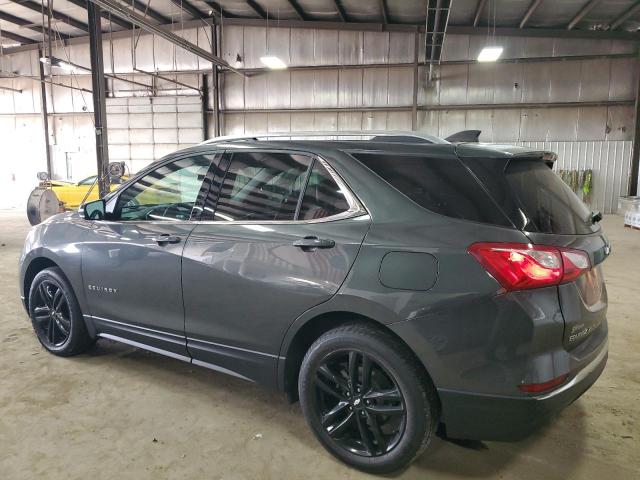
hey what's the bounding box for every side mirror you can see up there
[83,199,106,220]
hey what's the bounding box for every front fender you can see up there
[19,213,90,315]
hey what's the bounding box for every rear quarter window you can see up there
[350,152,511,227]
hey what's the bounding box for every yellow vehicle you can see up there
[47,175,127,210]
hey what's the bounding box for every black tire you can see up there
[298,322,439,474]
[28,267,93,356]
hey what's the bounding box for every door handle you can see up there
[292,236,335,251]
[153,234,181,245]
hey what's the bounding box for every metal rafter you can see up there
[334,0,348,22]
[473,0,487,27]
[610,1,640,30]
[379,0,389,24]
[130,0,172,24]
[86,0,246,75]
[519,0,542,29]
[0,10,70,40]
[202,1,233,18]
[567,0,601,30]
[246,0,267,19]
[287,0,308,21]
[0,29,35,44]
[64,0,132,29]
[14,0,89,32]
[169,0,206,20]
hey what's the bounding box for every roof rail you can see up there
[200,130,449,145]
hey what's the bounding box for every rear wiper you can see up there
[591,211,603,224]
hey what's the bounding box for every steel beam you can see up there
[447,25,639,41]
[473,0,487,27]
[130,0,171,24]
[411,32,419,131]
[567,0,601,30]
[211,23,220,137]
[169,0,206,20]
[610,2,640,30]
[37,46,52,177]
[519,0,542,29]
[334,0,348,22]
[0,11,70,40]
[218,100,634,115]
[287,0,309,21]
[65,0,132,29]
[15,0,89,32]
[0,29,36,45]
[87,0,245,75]
[202,1,233,18]
[379,0,389,24]
[87,1,110,199]
[630,53,640,196]
[246,0,267,19]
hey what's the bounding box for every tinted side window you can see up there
[298,161,350,220]
[351,153,511,227]
[209,152,311,221]
[116,155,213,221]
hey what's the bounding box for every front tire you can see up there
[298,323,439,474]
[28,267,93,356]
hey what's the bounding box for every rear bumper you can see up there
[438,339,608,441]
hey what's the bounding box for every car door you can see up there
[182,149,370,385]
[81,152,217,359]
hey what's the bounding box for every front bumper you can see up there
[438,339,608,441]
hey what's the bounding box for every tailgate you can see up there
[529,231,610,350]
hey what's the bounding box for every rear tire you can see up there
[298,322,439,474]
[28,267,93,356]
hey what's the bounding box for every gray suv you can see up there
[19,132,609,474]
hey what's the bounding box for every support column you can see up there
[630,53,640,196]
[411,31,419,131]
[87,0,110,198]
[202,73,209,141]
[211,23,221,137]
[37,47,52,177]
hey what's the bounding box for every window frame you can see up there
[199,149,367,225]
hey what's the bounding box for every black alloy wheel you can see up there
[32,280,72,348]
[28,267,93,356]
[299,323,438,474]
[314,350,406,457]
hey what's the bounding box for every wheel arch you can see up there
[278,309,439,406]
[23,256,60,311]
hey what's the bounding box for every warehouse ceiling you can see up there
[0,0,638,47]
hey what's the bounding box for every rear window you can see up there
[351,153,511,227]
[505,160,594,235]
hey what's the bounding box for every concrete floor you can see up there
[0,210,638,480]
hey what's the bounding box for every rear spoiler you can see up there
[512,151,557,168]
[445,130,481,143]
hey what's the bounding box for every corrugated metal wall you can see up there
[518,141,633,214]
[0,25,637,210]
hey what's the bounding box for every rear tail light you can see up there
[469,242,590,291]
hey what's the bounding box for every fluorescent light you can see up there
[260,56,287,69]
[477,46,503,62]
[39,56,80,73]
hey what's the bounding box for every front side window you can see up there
[115,155,213,221]
[208,152,311,221]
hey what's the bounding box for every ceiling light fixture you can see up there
[260,55,287,69]
[40,56,84,73]
[477,46,503,62]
